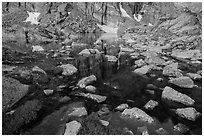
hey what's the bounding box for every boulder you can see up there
[32,45,44,52]
[171,50,201,60]
[72,91,106,103]
[133,65,151,75]
[58,96,71,103]
[155,128,168,135]
[2,76,29,111]
[82,93,107,103]
[99,120,109,127]
[163,63,183,77]
[169,76,194,88]
[162,86,195,106]
[85,85,97,93]
[134,59,146,68]
[43,89,54,95]
[186,73,202,81]
[68,106,87,117]
[77,75,97,88]
[175,107,201,121]
[98,105,110,116]
[121,107,154,123]
[59,64,77,76]
[144,100,159,110]
[173,123,189,133]
[145,56,166,66]
[32,66,46,75]
[78,49,101,56]
[105,55,117,62]
[64,121,81,135]
[115,103,130,111]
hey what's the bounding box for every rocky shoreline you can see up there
[2,2,202,135]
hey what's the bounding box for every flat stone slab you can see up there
[169,76,194,88]
[175,107,201,121]
[64,121,81,135]
[121,107,154,123]
[162,86,195,106]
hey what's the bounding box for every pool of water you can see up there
[2,32,202,135]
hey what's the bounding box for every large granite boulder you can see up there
[2,76,29,111]
[59,64,78,76]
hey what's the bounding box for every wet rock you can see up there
[105,55,117,62]
[83,93,107,103]
[155,128,168,135]
[32,66,46,75]
[78,49,100,56]
[134,59,146,68]
[59,96,71,103]
[115,103,130,111]
[43,89,54,95]
[175,107,201,121]
[133,65,151,75]
[144,100,159,110]
[64,121,81,135]
[77,75,97,88]
[162,86,195,106]
[137,126,149,135]
[163,63,183,77]
[98,105,110,116]
[32,45,44,52]
[171,50,201,60]
[68,106,87,117]
[186,73,202,81]
[145,89,155,95]
[85,85,97,93]
[59,64,77,76]
[99,120,109,127]
[156,78,164,82]
[146,84,157,90]
[2,76,29,111]
[173,123,189,133]
[121,107,154,123]
[169,76,194,88]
